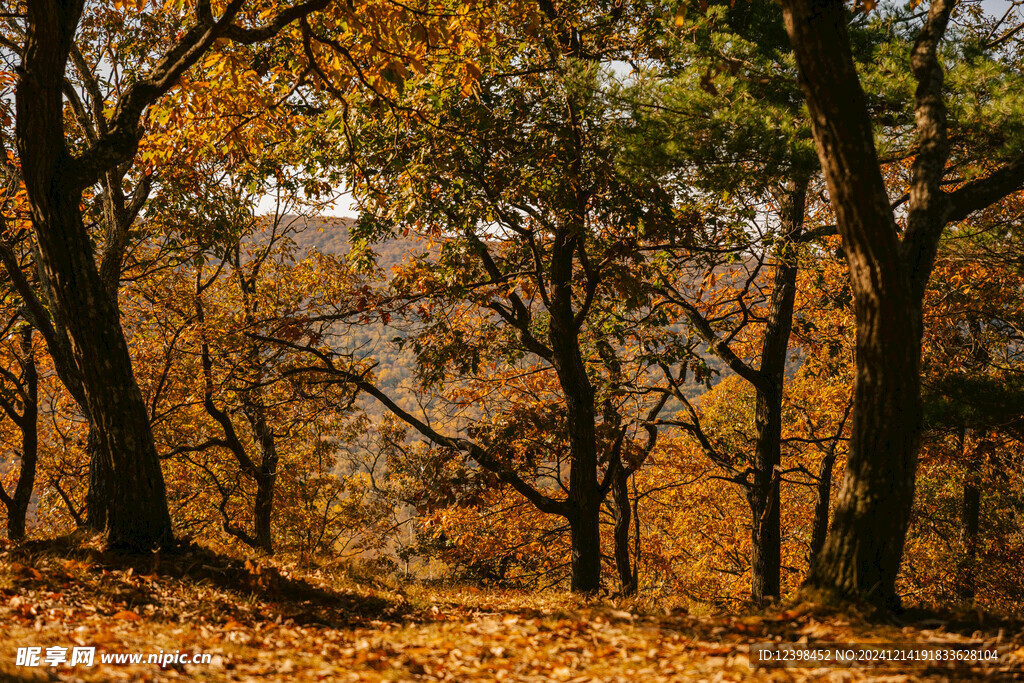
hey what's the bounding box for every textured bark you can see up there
[0,215,105,531]
[0,326,39,541]
[85,429,110,531]
[780,0,950,609]
[567,500,602,592]
[611,467,636,595]
[14,0,331,550]
[17,0,173,550]
[550,242,602,592]
[243,397,280,555]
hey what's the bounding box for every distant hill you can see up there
[269,214,731,410]
[273,215,430,273]
[287,215,354,255]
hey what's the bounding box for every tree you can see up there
[117,188,364,555]
[286,15,718,589]
[618,0,831,602]
[918,197,1024,604]
[779,0,1024,608]
[5,0,343,550]
[0,319,39,540]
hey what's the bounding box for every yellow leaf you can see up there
[674,3,686,26]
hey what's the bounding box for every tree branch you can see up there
[901,0,954,299]
[260,334,569,516]
[70,0,333,189]
[943,154,1024,225]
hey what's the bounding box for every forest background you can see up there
[0,0,1023,649]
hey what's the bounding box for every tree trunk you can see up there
[550,219,602,592]
[24,192,173,551]
[748,180,807,604]
[780,0,939,610]
[1,326,39,541]
[16,0,173,550]
[243,398,279,555]
[568,501,602,592]
[85,428,110,531]
[1,231,109,532]
[611,466,636,595]
[748,466,780,604]
[807,446,838,568]
[957,428,981,603]
[562,368,602,594]
[804,290,920,610]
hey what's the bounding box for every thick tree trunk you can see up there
[85,428,110,531]
[804,288,921,610]
[1,327,39,541]
[16,0,173,551]
[253,475,276,555]
[568,500,602,592]
[562,370,602,593]
[611,467,636,595]
[46,241,173,549]
[780,0,940,610]
[2,232,109,531]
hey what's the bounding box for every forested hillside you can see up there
[2,0,1024,679]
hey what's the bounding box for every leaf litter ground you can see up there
[0,537,1021,681]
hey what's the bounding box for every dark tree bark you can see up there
[16,93,173,552]
[611,466,636,595]
[0,325,39,541]
[16,0,181,550]
[780,0,1024,608]
[0,177,107,532]
[244,397,280,555]
[779,0,938,611]
[85,428,111,531]
[546,221,603,592]
[748,179,807,603]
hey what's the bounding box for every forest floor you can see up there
[0,538,1022,682]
